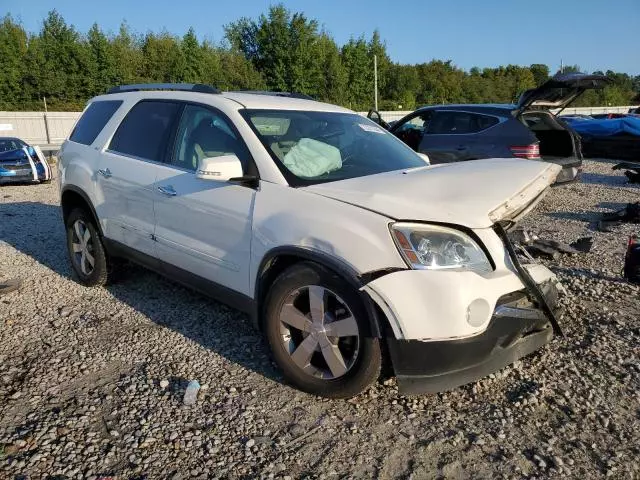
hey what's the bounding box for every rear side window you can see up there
[109,101,181,161]
[70,100,122,145]
[427,112,499,134]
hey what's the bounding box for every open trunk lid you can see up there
[302,159,561,229]
[517,73,611,112]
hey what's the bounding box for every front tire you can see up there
[65,208,109,286]
[263,262,382,399]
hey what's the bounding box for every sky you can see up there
[3,0,640,75]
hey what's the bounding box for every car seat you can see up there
[186,118,240,170]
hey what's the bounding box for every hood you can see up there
[517,73,611,112]
[302,159,561,229]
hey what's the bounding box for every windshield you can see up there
[0,139,22,153]
[241,110,427,186]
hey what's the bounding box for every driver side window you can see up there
[399,111,432,131]
[171,104,244,172]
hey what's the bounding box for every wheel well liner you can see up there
[61,186,103,236]
[254,246,390,337]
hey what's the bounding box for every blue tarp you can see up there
[565,117,640,138]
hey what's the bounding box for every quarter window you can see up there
[109,101,180,161]
[171,104,246,171]
[427,112,499,134]
[70,100,122,146]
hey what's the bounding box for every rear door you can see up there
[153,102,256,296]
[98,100,181,259]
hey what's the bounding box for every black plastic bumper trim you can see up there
[388,312,553,395]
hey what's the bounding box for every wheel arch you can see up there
[254,246,392,338]
[61,186,103,236]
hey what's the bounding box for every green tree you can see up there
[341,37,373,109]
[110,22,143,86]
[529,64,549,86]
[225,4,325,95]
[33,10,91,108]
[385,64,420,109]
[141,31,185,82]
[0,15,28,109]
[87,23,116,95]
[180,27,204,83]
[1,8,637,111]
[316,32,348,104]
[218,49,265,90]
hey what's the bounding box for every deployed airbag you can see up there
[283,138,342,178]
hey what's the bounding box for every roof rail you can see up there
[234,90,314,101]
[107,83,220,94]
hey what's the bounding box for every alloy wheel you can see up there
[279,285,360,379]
[71,219,95,276]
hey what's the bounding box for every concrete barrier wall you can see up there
[0,111,82,146]
[1,105,637,146]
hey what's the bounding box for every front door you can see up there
[153,103,256,296]
[419,111,479,163]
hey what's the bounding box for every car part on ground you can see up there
[597,202,640,232]
[58,83,566,398]
[612,161,640,183]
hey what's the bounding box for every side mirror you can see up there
[196,154,243,182]
[366,109,390,130]
[418,153,431,165]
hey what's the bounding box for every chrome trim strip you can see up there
[493,305,547,321]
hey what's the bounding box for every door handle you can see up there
[97,168,112,178]
[157,185,177,197]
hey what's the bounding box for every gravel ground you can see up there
[1,159,639,479]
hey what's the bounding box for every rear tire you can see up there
[65,208,109,286]
[263,262,382,399]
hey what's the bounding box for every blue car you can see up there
[0,137,52,184]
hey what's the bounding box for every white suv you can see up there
[59,84,564,398]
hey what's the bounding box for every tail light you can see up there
[510,144,540,159]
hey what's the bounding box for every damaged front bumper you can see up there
[362,222,564,395]
[387,283,559,395]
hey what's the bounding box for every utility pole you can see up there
[43,97,51,145]
[560,59,564,74]
[374,54,378,111]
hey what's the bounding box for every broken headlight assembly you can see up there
[390,223,492,273]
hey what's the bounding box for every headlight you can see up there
[390,223,492,273]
